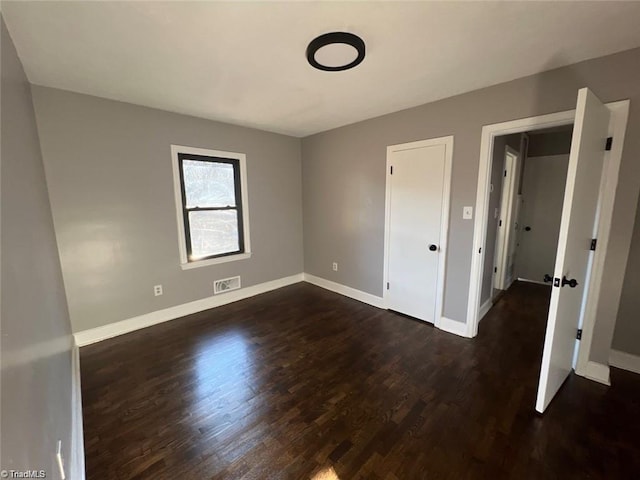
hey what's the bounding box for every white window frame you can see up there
[171,144,251,270]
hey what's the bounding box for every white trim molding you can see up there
[383,135,454,329]
[467,108,576,338]
[170,144,252,270]
[74,274,303,346]
[180,252,251,270]
[303,273,475,339]
[609,349,640,375]
[303,273,384,309]
[76,270,476,348]
[493,145,521,291]
[438,317,472,338]
[575,100,632,378]
[71,343,86,479]
[583,361,611,386]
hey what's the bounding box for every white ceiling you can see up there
[4,1,640,137]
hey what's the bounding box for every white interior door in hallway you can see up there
[384,137,452,323]
[493,146,521,291]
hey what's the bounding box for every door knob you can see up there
[561,276,579,288]
[429,244,438,252]
[543,274,553,283]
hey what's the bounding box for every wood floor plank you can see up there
[81,281,640,479]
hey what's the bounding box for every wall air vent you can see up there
[213,276,241,295]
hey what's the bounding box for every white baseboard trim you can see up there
[438,316,471,338]
[517,277,549,286]
[70,343,86,479]
[479,298,493,322]
[584,361,611,386]
[302,274,476,340]
[302,273,385,309]
[609,349,640,375]
[74,273,304,346]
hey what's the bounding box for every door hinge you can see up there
[479,247,482,254]
[504,170,507,177]
[387,282,390,290]
[590,238,597,251]
[499,220,503,227]
[576,329,583,340]
[605,137,613,151]
[390,166,393,175]
[494,267,497,273]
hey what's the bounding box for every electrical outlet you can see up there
[154,285,163,296]
[332,262,338,272]
[56,440,66,480]
[463,206,473,220]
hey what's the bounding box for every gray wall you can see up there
[32,87,303,333]
[301,47,640,362]
[480,134,521,304]
[612,195,640,356]
[528,130,573,157]
[1,18,73,476]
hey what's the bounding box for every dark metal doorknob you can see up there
[562,276,579,288]
[429,244,438,252]
[543,274,553,283]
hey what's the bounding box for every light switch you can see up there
[463,206,473,220]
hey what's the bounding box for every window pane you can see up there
[182,160,236,208]
[188,210,240,258]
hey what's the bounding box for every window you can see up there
[171,145,250,268]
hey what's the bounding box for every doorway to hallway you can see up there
[467,89,631,413]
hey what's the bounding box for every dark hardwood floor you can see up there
[80,281,640,479]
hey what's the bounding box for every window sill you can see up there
[180,252,251,270]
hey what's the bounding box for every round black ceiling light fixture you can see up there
[306,32,365,72]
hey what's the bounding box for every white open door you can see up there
[535,88,610,413]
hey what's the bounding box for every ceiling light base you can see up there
[306,32,366,72]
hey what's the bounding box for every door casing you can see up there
[493,145,521,292]
[467,100,631,384]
